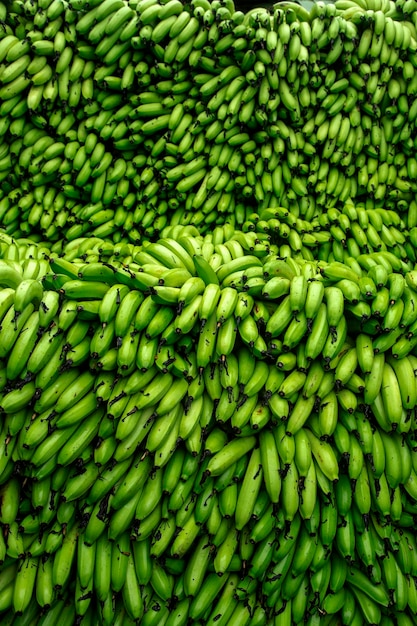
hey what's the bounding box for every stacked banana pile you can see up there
[0,226,417,625]
[0,0,417,242]
[2,0,417,623]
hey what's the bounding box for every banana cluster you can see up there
[252,202,417,271]
[0,0,417,242]
[0,226,417,623]
[3,0,417,622]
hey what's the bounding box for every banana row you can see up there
[2,497,417,625]
[2,229,417,386]
[2,226,417,404]
[2,170,416,275]
[253,203,417,269]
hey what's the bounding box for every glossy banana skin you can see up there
[2,230,417,624]
[3,0,417,621]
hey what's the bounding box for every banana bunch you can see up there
[0,0,417,241]
[251,202,416,270]
[3,0,417,621]
[0,225,417,622]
